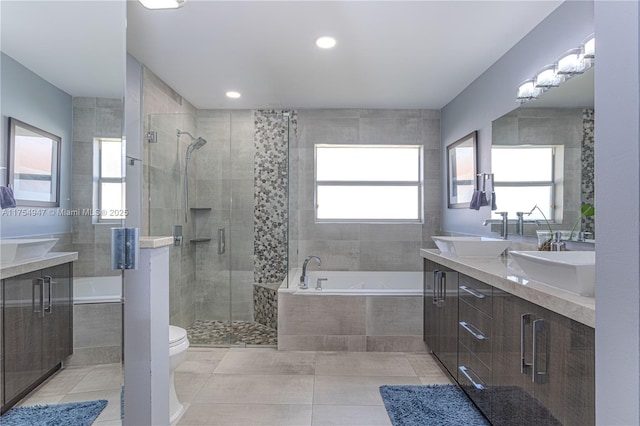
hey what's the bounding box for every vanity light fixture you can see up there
[225,91,241,99]
[517,35,594,103]
[556,48,586,75]
[535,64,564,88]
[315,36,337,49]
[139,0,186,9]
[516,79,543,101]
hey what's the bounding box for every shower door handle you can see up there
[218,228,226,255]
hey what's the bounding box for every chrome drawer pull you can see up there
[521,313,533,373]
[43,275,53,314]
[459,321,487,340]
[532,319,548,384]
[459,365,485,390]
[459,285,485,299]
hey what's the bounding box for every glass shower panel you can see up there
[146,112,232,345]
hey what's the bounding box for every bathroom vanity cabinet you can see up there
[1,259,74,413]
[422,253,595,426]
[423,260,459,376]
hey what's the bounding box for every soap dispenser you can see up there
[550,231,566,251]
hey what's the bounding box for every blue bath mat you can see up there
[0,399,108,426]
[380,385,489,426]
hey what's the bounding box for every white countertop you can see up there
[420,249,595,328]
[139,236,174,249]
[0,252,79,280]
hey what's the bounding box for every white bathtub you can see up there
[73,276,123,304]
[285,269,422,296]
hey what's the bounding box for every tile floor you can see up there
[17,348,453,426]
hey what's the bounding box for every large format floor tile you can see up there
[15,348,455,426]
[315,351,416,376]
[214,348,316,375]
[194,374,315,405]
[313,375,422,406]
[179,403,312,426]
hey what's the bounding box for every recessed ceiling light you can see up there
[315,36,337,49]
[139,0,185,9]
[226,91,241,99]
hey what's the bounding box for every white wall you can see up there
[594,1,640,424]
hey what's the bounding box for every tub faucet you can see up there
[300,256,322,289]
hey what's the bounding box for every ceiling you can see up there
[1,1,563,108]
[1,1,125,99]
[127,1,562,110]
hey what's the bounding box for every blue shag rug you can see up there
[380,385,489,426]
[0,399,108,426]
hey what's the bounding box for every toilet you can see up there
[169,325,190,424]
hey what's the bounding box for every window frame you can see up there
[313,144,424,224]
[491,145,561,222]
[94,137,125,224]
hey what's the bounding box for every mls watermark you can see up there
[1,208,129,217]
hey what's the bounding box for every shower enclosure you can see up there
[145,111,291,346]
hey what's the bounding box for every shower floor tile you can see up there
[187,320,277,346]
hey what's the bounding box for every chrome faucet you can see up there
[516,211,540,236]
[300,256,322,289]
[483,212,509,239]
[550,232,566,251]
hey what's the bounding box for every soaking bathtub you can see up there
[278,269,427,352]
[71,275,122,366]
[73,275,123,304]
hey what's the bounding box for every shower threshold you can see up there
[186,320,277,347]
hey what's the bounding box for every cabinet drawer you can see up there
[459,300,492,369]
[459,274,492,316]
[458,347,491,420]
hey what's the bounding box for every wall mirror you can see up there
[491,67,594,241]
[447,131,477,208]
[8,117,61,207]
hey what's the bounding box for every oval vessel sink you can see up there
[509,250,595,297]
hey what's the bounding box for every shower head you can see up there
[185,136,207,160]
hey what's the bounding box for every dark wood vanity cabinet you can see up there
[492,289,594,426]
[423,259,595,426]
[423,259,459,378]
[2,262,73,411]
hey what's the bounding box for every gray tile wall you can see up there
[71,97,123,278]
[142,67,197,328]
[290,109,441,273]
[68,302,122,366]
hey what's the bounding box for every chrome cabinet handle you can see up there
[43,275,53,314]
[532,319,547,384]
[218,228,226,255]
[521,313,532,373]
[432,270,440,305]
[441,272,447,302]
[459,285,485,299]
[459,321,487,340]
[32,278,44,317]
[459,365,485,390]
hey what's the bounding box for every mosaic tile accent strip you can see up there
[253,110,297,285]
[581,108,595,237]
[253,284,278,330]
[187,320,277,346]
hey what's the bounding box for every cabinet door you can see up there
[423,260,458,378]
[2,271,44,405]
[41,263,73,371]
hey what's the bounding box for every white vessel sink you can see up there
[0,238,58,264]
[509,251,595,297]
[432,236,511,258]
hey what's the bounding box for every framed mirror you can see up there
[447,131,477,208]
[8,117,61,207]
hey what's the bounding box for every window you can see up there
[491,146,562,221]
[94,138,125,222]
[314,144,423,222]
